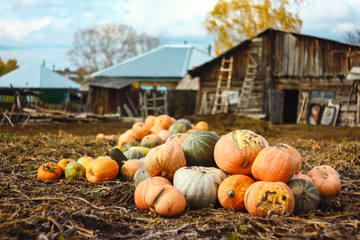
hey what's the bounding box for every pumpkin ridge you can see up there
[152,187,166,207]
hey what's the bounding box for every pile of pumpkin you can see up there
[37,114,342,219]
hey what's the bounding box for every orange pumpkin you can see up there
[274,143,302,174]
[145,184,186,217]
[165,133,189,147]
[132,122,150,141]
[120,159,143,181]
[195,121,209,131]
[86,157,119,183]
[251,146,296,183]
[296,172,314,183]
[134,176,172,210]
[218,174,255,211]
[214,130,267,176]
[186,129,197,134]
[307,165,341,197]
[150,125,164,135]
[118,129,136,146]
[144,115,156,129]
[144,141,186,180]
[58,158,75,173]
[154,114,173,130]
[244,181,295,217]
[157,129,171,143]
[37,162,63,181]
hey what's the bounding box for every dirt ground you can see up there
[0,114,359,239]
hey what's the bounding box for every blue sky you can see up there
[0,0,360,71]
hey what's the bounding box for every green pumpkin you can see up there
[109,146,128,169]
[175,118,192,130]
[181,130,220,167]
[287,179,320,213]
[133,164,151,187]
[122,140,140,151]
[169,122,188,134]
[124,149,145,160]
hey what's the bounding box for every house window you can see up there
[310,91,334,99]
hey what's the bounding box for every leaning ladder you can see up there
[211,56,234,114]
[237,54,258,115]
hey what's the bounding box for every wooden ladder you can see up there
[211,56,234,115]
[237,53,258,115]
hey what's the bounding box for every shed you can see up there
[189,28,360,126]
[0,64,81,108]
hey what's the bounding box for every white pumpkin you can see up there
[173,166,227,209]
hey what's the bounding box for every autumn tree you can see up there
[0,58,19,76]
[66,23,162,73]
[345,25,360,44]
[203,0,304,55]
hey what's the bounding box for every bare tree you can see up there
[66,23,162,72]
[345,25,360,44]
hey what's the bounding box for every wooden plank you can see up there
[269,89,284,124]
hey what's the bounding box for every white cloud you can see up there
[19,0,46,8]
[0,16,52,42]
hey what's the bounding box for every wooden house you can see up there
[189,28,360,126]
[87,45,213,115]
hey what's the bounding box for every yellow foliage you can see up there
[203,0,304,55]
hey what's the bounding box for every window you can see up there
[310,91,334,99]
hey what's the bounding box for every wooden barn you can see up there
[189,28,360,127]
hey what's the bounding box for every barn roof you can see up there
[189,28,360,76]
[347,66,360,80]
[92,45,213,78]
[0,64,81,90]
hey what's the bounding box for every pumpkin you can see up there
[65,161,86,180]
[144,141,186,180]
[86,157,119,183]
[122,140,141,151]
[174,118,192,129]
[173,166,227,209]
[124,149,145,160]
[37,162,63,181]
[120,159,143,181]
[77,155,94,169]
[109,146,128,169]
[296,172,314,183]
[150,125,164,135]
[118,129,136,146]
[181,130,220,167]
[144,115,156,129]
[154,114,173,130]
[287,179,320,213]
[96,133,105,140]
[165,133,189,147]
[145,184,186,217]
[134,176,172,210]
[307,165,341,197]
[244,181,295,217]
[132,121,150,141]
[217,174,255,211]
[251,146,296,183]
[195,121,209,131]
[186,129,197,134]
[273,143,302,174]
[169,122,188,134]
[214,130,267,175]
[134,164,151,187]
[58,158,75,173]
[156,129,170,142]
[128,146,151,156]
[140,134,163,148]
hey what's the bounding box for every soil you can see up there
[0,114,359,239]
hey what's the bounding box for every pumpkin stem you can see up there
[227,189,236,198]
[242,158,248,168]
[321,173,328,179]
[160,170,167,178]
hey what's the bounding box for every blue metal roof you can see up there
[0,64,81,89]
[92,45,213,78]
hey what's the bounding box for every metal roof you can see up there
[0,64,81,90]
[347,66,360,80]
[87,76,136,90]
[92,45,213,78]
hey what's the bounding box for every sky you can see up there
[0,0,360,71]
